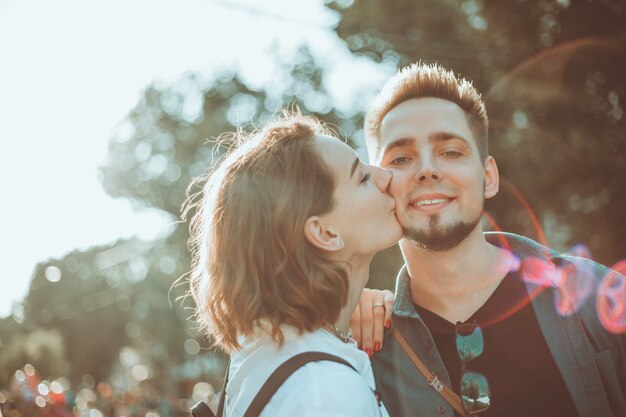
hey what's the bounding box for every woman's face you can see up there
[313,135,403,256]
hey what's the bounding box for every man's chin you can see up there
[403,219,480,252]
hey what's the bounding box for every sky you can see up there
[0,0,391,317]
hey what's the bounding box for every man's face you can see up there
[376,97,498,251]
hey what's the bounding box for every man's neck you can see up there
[402,228,514,323]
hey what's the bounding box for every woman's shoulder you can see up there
[267,360,381,416]
[227,328,382,416]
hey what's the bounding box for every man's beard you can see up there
[404,213,481,252]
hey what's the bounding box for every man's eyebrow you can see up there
[350,156,359,179]
[428,131,470,146]
[380,137,416,157]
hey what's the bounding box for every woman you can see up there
[187,112,402,416]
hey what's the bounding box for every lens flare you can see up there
[567,243,592,259]
[500,179,548,247]
[597,260,626,334]
[553,262,595,317]
[521,257,556,287]
[521,257,595,316]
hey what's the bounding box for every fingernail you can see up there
[374,342,380,352]
[385,320,391,329]
[366,348,373,358]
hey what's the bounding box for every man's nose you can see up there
[415,156,442,183]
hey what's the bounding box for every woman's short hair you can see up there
[365,62,489,162]
[186,113,350,352]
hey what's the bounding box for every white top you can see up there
[224,326,389,417]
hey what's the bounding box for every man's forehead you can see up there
[377,99,475,152]
[381,98,469,130]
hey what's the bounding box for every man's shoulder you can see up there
[485,231,614,277]
[484,232,557,259]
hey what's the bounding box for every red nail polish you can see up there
[385,320,391,329]
[374,342,381,352]
[366,348,373,358]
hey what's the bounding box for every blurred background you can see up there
[1,0,624,416]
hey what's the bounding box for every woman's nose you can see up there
[373,166,393,192]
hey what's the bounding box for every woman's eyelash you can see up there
[360,173,371,183]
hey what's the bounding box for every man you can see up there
[364,63,625,417]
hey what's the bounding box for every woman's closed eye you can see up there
[360,172,371,184]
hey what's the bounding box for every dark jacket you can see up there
[372,232,625,417]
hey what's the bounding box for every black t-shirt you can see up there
[415,270,580,417]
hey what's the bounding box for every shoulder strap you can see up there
[216,359,229,416]
[391,328,467,417]
[242,351,357,417]
[191,358,230,417]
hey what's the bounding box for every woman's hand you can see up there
[350,288,394,357]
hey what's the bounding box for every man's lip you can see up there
[410,193,454,205]
[408,193,454,211]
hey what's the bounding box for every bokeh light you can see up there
[50,380,64,394]
[131,365,151,382]
[184,339,201,356]
[81,374,95,389]
[14,370,25,383]
[35,395,46,408]
[119,347,141,368]
[36,383,49,396]
[44,265,62,283]
[23,364,35,377]
[89,409,103,417]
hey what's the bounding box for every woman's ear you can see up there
[304,216,344,251]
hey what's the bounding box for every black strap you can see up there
[190,359,230,417]
[190,401,213,417]
[216,361,229,416]
[243,351,356,417]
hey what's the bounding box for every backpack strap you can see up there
[191,358,229,417]
[242,351,357,417]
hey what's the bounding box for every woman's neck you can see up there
[333,259,371,333]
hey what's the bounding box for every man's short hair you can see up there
[364,62,489,162]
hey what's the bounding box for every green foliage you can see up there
[99,46,360,217]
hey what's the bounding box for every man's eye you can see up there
[442,151,462,157]
[390,157,409,165]
[360,173,371,184]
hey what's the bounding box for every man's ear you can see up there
[484,156,499,199]
[304,216,344,251]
